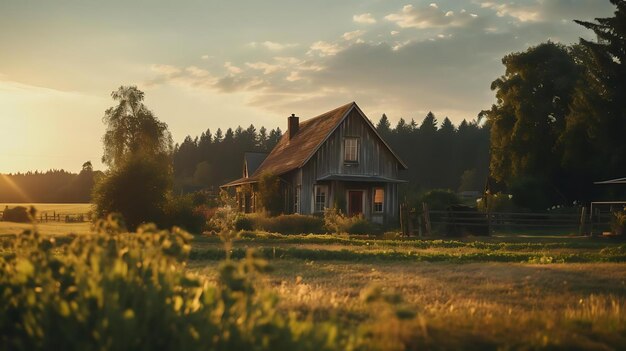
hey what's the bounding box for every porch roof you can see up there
[220,177,258,188]
[316,174,408,183]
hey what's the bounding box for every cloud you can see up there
[342,30,365,41]
[353,13,376,24]
[385,4,478,29]
[224,61,243,74]
[480,0,614,23]
[249,41,298,51]
[307,41,342,57]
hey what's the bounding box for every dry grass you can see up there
[190,257,626,349]
[0,221,91,236]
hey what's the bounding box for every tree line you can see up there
[0,163,99,203]
[483,1,626,210]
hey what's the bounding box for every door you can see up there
[348,190,363,216]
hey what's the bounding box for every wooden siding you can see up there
[297,109,402,225]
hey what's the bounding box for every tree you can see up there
[483,43,582,210]
[376,114,391,139]
[94,86,174,229]
[559,1,626,200]
[101,86,172,168]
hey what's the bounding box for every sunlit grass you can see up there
[190,259,626,349]
[0,203,92,215]
[0,221,91,236]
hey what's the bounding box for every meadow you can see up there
[1,217,625,349]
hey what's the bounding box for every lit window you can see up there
[373,187,384,212]
[314,185,328,212]
[344,138,359,162]
[294,186,301,214]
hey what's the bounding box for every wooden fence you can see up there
[0,212,91,223]
[400,204,613,236]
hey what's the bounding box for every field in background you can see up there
[0,203,92,215]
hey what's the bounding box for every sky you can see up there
[0,0,615,173]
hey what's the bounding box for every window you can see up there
[314,185,328,213]
[294,186,301,214]
[373,187,384,213]
[344,137,359,162]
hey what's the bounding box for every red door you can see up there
[348,191,363,216]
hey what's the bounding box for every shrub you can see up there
[254,214,325,234]
[234,215,254,231]
[0,217,352,350]
[323,208,376,235]
[420,189,461,211]
[92,155,171,230]
[2,206,30,223]
[257,173,282,216]
[162,194,206,234]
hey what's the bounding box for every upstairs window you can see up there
[344,137,359,163]
[373,187,384,213]
[314,185,328,213]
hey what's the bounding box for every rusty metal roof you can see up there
[222,101,406,187]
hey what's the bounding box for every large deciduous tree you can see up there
[101,86,172,168]
[484,42,582,210]
[94,86,174,229]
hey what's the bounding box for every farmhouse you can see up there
[221,102,407,226]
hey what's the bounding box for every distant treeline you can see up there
[172,113,490,195]
[173,126,283,191]
[0,163,100,203]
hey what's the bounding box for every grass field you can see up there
[2,220,625,349]
[0,203,92,215]
[0,203,92,236]
[187,232,626,349]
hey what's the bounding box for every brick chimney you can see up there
[288,113,299,140]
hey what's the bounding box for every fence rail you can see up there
[400,204,614,237]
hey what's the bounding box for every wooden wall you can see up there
[289,109,403,225]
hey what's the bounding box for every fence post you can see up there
[578,206,587,236]
[422,202,432,236]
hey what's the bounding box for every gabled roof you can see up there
[221,101,406,188]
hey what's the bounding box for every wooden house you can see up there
[221,102,407,226]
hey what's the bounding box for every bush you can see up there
[234,215,254,231]
[420,189,461,211]
[323,208,376,235]
[162,194,206,234]
[0,217,352,350]
[92,156,171,230]
[2,206,30,223]
[253,214,325,234]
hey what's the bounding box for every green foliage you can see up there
[257,173,282,216]
[0,218,355,351]
[2,206,30,223]
[101,86,172,169]
[93,156,172,230]
[484,42,581,208]
[420,189,461,211]
[323,208,375,235]
[94,86,177,230]
[234,215,254,231]
[245,214,325,235]
[162,194,206,234]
